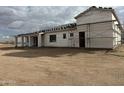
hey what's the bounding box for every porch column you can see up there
[21,36,24,47]
[24,36,28,47]
[15,36,18,47]
[25,36,29,47]
[38,34,42,47]
[24,36,26,47]
[28,36,31,47]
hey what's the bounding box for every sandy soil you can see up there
[0,44,124,85]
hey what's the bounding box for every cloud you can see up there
[0,6,85,40]
[8,21,24,29]
[0,6,123,41]
[0,6,87,35]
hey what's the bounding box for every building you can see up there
[15,6,123,49]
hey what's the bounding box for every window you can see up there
[49,35,56,42]
[70,33,73,37]
[64,27,66,29]
[63,33,66,39]
[61,27,63,30]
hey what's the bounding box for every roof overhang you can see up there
[16,32,45,37]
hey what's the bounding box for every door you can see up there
[33,36,38,47]
[79,32,85,47]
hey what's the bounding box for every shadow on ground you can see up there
[0,46,111,58]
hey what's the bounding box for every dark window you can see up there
[61,27,63,30]
[64,27,66,29]
[70,33,73,37]
[63,33,66,39]
[49,35,56,42]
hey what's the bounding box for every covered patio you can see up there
[15,32,44,48]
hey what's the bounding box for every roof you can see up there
[75,6,123,31]
[16,23,77,36]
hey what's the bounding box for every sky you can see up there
[0,6,124,41]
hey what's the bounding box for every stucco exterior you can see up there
[75,7,122,49]
[44,29,79,47]
[76,10,112,25]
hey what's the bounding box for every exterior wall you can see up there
[16,36,23,47]
[44,30,79,47]
[76,10,115,49]
[38,32,44,47]
[77,22,113,48]
[76,10,112,25]
[87,22,113,48]
[112,14,121,48]
[112,21,121,48]
[112,14,116,21]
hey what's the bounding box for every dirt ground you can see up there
[0,44,124,85]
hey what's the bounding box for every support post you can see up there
[21,36,24,47]
[28,36,31,47]
[24,36,28,47]
[15,36,17,48]
[25,36,28,47]
[38,34,42,47]
[24,36,26,47]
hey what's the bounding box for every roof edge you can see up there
[75,6,113,19]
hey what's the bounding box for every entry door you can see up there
[79,32,85,47]
[33,36,38,47]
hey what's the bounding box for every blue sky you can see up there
[0,6,124,41]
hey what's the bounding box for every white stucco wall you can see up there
[76,10,112,25]
[88,22,113,48]
[16,36,23,47]
[112,21,121,48]
[44,30,79,47]
[76,9,115,49]
[77,22,113,48]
